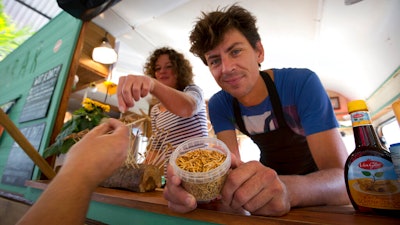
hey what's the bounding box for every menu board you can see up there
[19,64,62,123]
[1,123,46,187]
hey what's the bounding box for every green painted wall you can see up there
[24,187,218,225]
[0,11,82,195]
[86,201,219,225]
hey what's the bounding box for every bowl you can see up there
[169,137,231,203]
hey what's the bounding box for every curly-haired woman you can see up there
[117,47,209,177]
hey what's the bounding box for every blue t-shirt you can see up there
[208,68,338,137]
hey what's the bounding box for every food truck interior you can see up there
[0,0,399,224]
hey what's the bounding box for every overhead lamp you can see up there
[92,33,118,64]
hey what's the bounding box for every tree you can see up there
[0,0,33,61]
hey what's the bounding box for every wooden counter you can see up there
[26,180,399,225]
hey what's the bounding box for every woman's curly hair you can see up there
[144,47,194,91]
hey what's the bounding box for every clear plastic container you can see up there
[170,137,231,203]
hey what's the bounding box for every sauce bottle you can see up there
[344,100,400,215]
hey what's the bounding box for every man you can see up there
[163,4,349,216]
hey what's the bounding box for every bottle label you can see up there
[390,143,400,181]
[347,156,400,209]
[350,111,372,127]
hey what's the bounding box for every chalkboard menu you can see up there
[1,123,46,187]
[19,64,62,123]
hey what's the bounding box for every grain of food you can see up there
[176,149,226,172]
[170,137,231,202]
[182,174,227,201]
[175,148,228,201]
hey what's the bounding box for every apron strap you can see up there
[233,70,288,134]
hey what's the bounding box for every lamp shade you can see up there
[92,38,118,64]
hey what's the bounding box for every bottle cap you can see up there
[347,100,368,113]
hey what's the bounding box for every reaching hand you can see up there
[117,75,154,112]
[62,118,130,188]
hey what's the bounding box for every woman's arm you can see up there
[117,75,199,117]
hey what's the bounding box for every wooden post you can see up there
[0,109,56,179]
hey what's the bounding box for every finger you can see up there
[166,164,177,182]
[163,182,197,213]
[84,119,125,139]
[230,154,243,169]
[117,76,130,112]
[106,118,129,137]
[140,77,153,97]
[84,121,113,137]
[131,78,143,102]
[221,162,255,207]
[164,166,197,210]
[167,199,197,213]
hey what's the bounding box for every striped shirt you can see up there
[150,84,209,176]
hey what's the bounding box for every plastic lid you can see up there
[170,137,231,202]
[390,142,400,147]
[347,100,368,113]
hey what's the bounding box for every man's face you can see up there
[204,29,264,100]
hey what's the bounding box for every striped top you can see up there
[150,84,209,175]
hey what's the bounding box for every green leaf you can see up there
[361,171,371,176]
[0,1,33,60]
[374,172,384,177]
[59,138,76,154]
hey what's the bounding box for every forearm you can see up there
[17,169,95,225]
[151,80,197,117]
[280,168,350,207]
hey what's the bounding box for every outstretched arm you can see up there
[17,119,129,225]
[117,75,198,117]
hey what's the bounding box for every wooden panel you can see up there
[26,180,400,225]
[0,197,30,225]
[327,90,350,122]
[367,66,400,117]
[74,22,116,91]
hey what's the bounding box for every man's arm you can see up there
[220,128,349,216]
[281,128,350,207]
[216,130,241,164]
[164,128,350,216]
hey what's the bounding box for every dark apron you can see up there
[233,71,318,175]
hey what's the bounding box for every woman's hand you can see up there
[117,75,154,112]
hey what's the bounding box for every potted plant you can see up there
[43,98,110,159]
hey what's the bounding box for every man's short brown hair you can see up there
[189,4,261,65]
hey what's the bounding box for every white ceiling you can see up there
[93,0,400,100]
[4,0,400,113]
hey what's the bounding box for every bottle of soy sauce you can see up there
[344,100,400,215]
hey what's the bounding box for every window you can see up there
[380,118,400,148]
